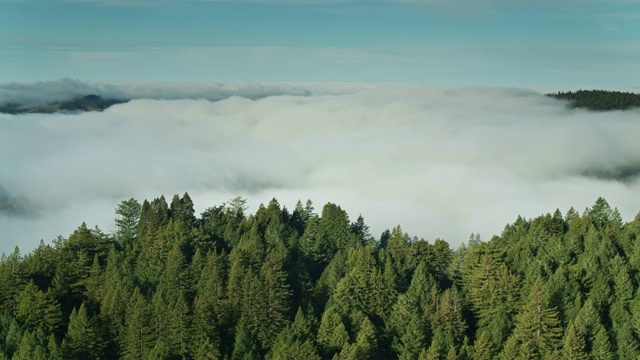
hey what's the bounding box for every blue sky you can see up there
[1,0,640,85]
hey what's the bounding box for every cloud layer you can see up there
[1,81,640,255]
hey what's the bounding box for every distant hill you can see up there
[547,89,640,111]
[0,94,128,114]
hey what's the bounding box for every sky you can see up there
[1,0,640,85]
[1,1,640,255]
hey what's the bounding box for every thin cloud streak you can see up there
[1,82,640,255]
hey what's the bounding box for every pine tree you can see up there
[115,198,141,245]
[347,316,377,359]
[258,250,292,348]
[561,321,588,360]
[158,242,188,302]
[591,327,614,360]
[445,345,457,360]
[473,330,494,360]
[574,298,604,350]
[192,252,228,357]
[123,288,153,359]
[47,334,62,360]
[62,303,102,359]
[84,254,104,307]
[99,253,129,353]
[397,314,427,360]
[4,318,24,356]
[317,307,350,357]
[15,280,61,333]
[12,331,37,360]
[614,322,639,360]
[510,278,562,358]
[433,287,466,348]
[166,295,191,358]
[269,307,320,360]
[0,247,26,315]
[231,316,260,360]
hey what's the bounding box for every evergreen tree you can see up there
[231,316,260,360]
[397,314,427,360]
[12,331,38,360]
[317,306,350,357]
[47,334,62,360]
[472,330,494,360]
[115,198,141,245]
[346,316,377,360]
[257,250,292,348]
[62,303,102,359]
[561,321,588,360]
[15,280,61,333]
[614,322,639,360]
[591,327,614,360]
[123,288,153,359]
[166,295,191,358]
[4,318,23,357]
[509,278,562,358]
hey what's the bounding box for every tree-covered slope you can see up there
[1,194,639,359]
[0,94,128,114]
[547,89,640,111]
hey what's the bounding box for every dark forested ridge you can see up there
[547,90,640,111]
[0,94,128,114]
[3,90,639,114]
[1,194,640,359]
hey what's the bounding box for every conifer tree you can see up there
[232,316,260,360]
[166,295,191,358]
[347,316,377,360]
[258,250,292,348]
[591,327,614,360]
[509,278,562,358]
[12,331,37,360]
[15,281,61,333]
[46,334,62,360]
[561,321,588,360]
[614,322,639,360]
[62,303,102,359]
[115,198,141,245]
[4,318,23,357]
[472,330,494,360]
[123,288,153,359]
[397,314,427,360]
[317,306,350,357]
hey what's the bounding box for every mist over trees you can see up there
[1,194,639,359]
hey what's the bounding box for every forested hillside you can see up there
[547,90,640,111]
[1,194,639,359]
[0,95,127,114]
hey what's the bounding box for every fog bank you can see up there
[2,81,639,255]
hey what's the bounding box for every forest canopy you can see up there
[1,194,640,359]
[546,89,640,111]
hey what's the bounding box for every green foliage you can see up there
[591,326,614,360]
[507,277,562,358]
[1,195,640,359]
[115,198,141,245]
[547,89,640,111]
[62,303,103,359]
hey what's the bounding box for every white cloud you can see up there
[1,82,640,255]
